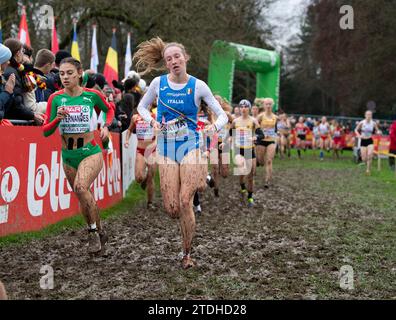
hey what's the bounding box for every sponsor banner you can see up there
[0,127,122,237]
[121,130,137,197]
[373,135,390,158]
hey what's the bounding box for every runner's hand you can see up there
[204,124,216,136]
[56,107,69,121]
[100,126,109,140]
[34,112,45,125]
[124,141,130,148]
[151,120,162,135]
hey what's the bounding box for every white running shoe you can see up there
[194,205,202,216]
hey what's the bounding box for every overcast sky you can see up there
[265,0,311,50]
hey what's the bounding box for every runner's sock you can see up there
[193,192,200,206]
[248,192,253,199]
[240,183,247,191]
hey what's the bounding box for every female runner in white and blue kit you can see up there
[135,37,227,269]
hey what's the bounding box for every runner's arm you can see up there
[137,77,160,123]
[354,122,363,135]
[93,90,115,127]
[125,115,136,142]
[197,80,227,131]
[42,93,60,137]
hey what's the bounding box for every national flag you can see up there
[103,28,118,86]
[124,32,132,79]
[51,18,59,54]
[90,24,99,72]
[71,20,81,62]
[18,6,31,46]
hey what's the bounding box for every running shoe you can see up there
[247,198,254,207]
[240,188,247,195]
[147,202,155,210]
[214,188,219,198]
[181,254,195,269]
[264,182,269,189]
[206,174,215,188]
[99,230,108,246]
[194,205,202,217]
[87,229,102,254]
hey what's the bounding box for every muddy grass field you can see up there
[0,151,395,300]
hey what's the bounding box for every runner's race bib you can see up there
[334,130,341,138]
[264,128,277,137]
[236,129,252,148]
[163,118,189,141]
[136,121,154,140]
[59,105,90,134]
[218,127,228,141]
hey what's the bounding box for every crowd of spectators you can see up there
[0,39,144,130]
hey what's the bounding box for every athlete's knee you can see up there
[164,202,180,219]
[135,173,145,184]
[74,182,88,195]
[221,170,229,178]
[180,193,192,209]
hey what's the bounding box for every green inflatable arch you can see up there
[208,40,281,111]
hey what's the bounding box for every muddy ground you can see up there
[0,156,395,299]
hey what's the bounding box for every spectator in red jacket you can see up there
[389,119,396,171]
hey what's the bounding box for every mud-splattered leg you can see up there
[74,153,103,231]
[63,163,89,225]
[134,153,147,185]
[146,162,156,204]
[179,149,204,267]
[265,144,276,184]
[0,281,7,300]
[158,155,180,219]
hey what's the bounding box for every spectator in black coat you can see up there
[116,93,135,132]
[3,38,44,124]
[33,49,56,102]
[45,50,72,93]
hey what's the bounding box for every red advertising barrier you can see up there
[373,135,390,154]
[0,127,122,237]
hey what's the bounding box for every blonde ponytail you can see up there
[133,37,190,76]
[133,37,167,76]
